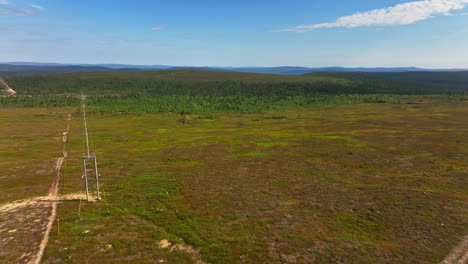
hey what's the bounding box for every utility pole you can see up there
[82,96,101,201]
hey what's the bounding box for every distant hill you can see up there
[4,62,170,69]
[304,71,468,92]
[5,69,468,99]
[369,72,468,91]
[28,69,322,83]
[2,62,467,76]
[0,64,142,76]
[167,66,234,72]
[224,66,431,75]
[2,62,468,93]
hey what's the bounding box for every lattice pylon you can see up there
[82,155,100,201]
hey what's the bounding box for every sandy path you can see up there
[0,114,71,263]
[440,234,468,264]
[32,113,71,264]
[0,77,16,96]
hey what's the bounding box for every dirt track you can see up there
[440,234,468,264]
[0,77,16,96]
[0,114,71,263]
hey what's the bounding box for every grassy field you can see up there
[36,100,468,263]
[0,108,73,203]
[1,70,467,263]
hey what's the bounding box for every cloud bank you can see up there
[0,0,42,16]
[275,0,468,33]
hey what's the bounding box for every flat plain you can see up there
[32,100,467,263]
[1,70,467,263]
[0,108,72,263]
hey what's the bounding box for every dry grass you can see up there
[0,108,74,203]
[2,101,467,263]
[0,108,73,263]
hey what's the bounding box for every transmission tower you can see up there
[81,97,101,201]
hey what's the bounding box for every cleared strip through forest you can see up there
[0,77,16,96]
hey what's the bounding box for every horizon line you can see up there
[2,61,468,70]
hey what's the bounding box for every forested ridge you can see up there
[1,70,466,113]
[308,72,468,91]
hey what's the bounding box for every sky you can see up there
[1,0,468,68]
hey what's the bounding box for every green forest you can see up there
[1,70,466,114]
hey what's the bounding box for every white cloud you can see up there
[275,0,468,33]
[150,26,166,31]
[31,4,43,10]
[0,0,41,16]
[461,12,468,15]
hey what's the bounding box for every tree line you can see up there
[1,73,465,113]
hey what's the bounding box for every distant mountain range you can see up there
[1,62,467,76]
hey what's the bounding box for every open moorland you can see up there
[0,70,467,263]
[0,108,72,263]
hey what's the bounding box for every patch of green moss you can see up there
[255,141,289,147]
[311,172,336,181]
[164,159,202,166]
[229,151,270,158]
[201,245,237,264]
[308,134,366,147]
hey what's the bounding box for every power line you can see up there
[81,96,101,201]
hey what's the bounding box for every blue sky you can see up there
[1,0,468,67]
